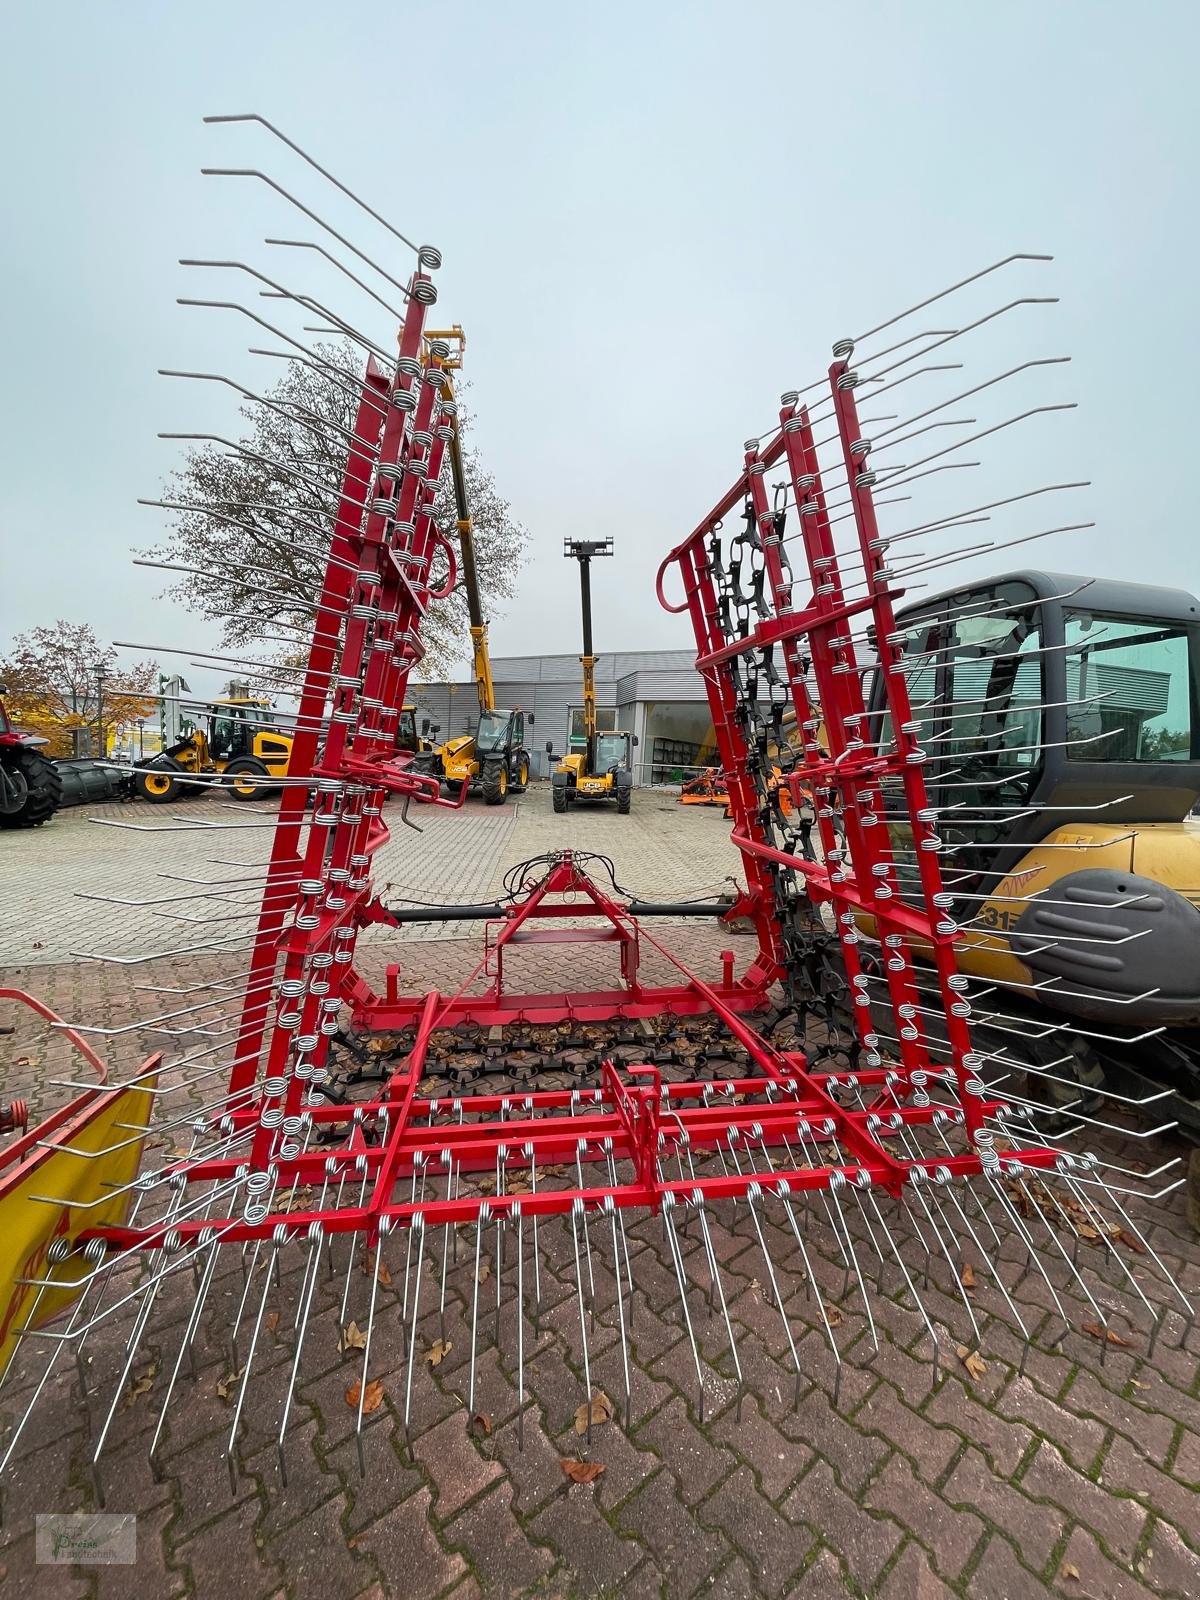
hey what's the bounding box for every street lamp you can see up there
[90,661,109,758]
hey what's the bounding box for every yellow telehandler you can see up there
[548,538,637,813]
[409,329,531,805]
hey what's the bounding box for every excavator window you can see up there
[1062,611,1196,762]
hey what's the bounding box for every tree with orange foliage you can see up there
[0,623,158,758]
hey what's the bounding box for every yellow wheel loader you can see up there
[409,329,531,806]
[549,537,638,814]
[862,568,1200,1133]
[135,695,293,802]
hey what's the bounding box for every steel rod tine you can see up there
[276,1222,323,1487]
[570,1198,595,1448]
[355,1218,390,1478]
[402,1214,427,1458]
[661,1194,705,1423]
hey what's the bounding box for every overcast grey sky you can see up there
[1,1,1197,696]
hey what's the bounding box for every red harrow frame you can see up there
[0,201,1190,1499]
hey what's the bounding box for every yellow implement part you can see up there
[0,991,160,1376]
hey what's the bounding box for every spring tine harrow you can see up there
[0,109,1192,1521]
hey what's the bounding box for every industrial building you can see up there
[407,648,716,784]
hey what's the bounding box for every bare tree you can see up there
[143,340,527,678]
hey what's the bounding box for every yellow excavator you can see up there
[411,330,531,805]
[860,568,1200,1141]
[135,690,293,802]
[548,538,637,814]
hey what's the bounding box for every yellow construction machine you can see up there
[861,568,1200,1132]
[410,330,531,805]
[135,691,293,802]
[548,538,637,814]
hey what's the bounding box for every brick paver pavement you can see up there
[0,787,1198,1599]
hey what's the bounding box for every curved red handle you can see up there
[656,553,688,615]
[427,530,458,601]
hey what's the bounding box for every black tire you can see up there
[0,747,63,829]
[552,782,568,814]
[617,783,632,815]
[512,755,530,793]
[224,757,274,802]
[135,756,185,805]
[481,760,508,806]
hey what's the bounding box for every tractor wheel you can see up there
[552,781,568,814]
[0,747,63,829]
[481,761,508,806]
[617,783,632,815]
[224,757,274,801]
[135,757,185,805]
[513,757,530,793]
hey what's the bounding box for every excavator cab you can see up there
[864,568,1200,1128]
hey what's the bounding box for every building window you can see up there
[643,701,717,783]
[568,706,617,751]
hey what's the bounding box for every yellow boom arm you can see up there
[425,327,496,715]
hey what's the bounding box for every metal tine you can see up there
[138,494,366,580]
[400,1213,427,1455]
[226,1223,288,1494]
[924,1119,1038,1365]
[1065,1169,1196,1329]
[198,167,432,304]
[573,1139,598,1330]
[0,1236,114,1493]
[494,1148,506,1348]
[659,1192,707,1422]
[230,1167,283,1371]
[437,1151,455,1347]
[979,1161,1075,1330]
[355,1216,392,1477]
[603,1140,634,1331]
[999,1164,1113,1339]
[155,366,379,459]
[276,1220,324,1486]
[337,1151,373,1332]
[265,237,407,323]
[467,1202,490,1421]
[862,1186,942,1384]
[204,114,425,256]
[89,1174,198,1505]
[691,1195,744,1422]
[513,1198,527,1448]
[0,1237,75,1396]
[1039,1166,1158,1326]
[525,1143,544,1336]
[795,1124,881,1352]
[601,1194,633,1433]
[750,1132,845,1399]
[569,1198,598,1447]
[724,1132,804,1407]
[149,1226,226,1475]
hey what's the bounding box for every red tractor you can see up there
[0,684,63,829]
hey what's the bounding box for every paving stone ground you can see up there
[1,786,1198,1599]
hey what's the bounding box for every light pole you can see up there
[136,717,145,760]
[90,662,109,758]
